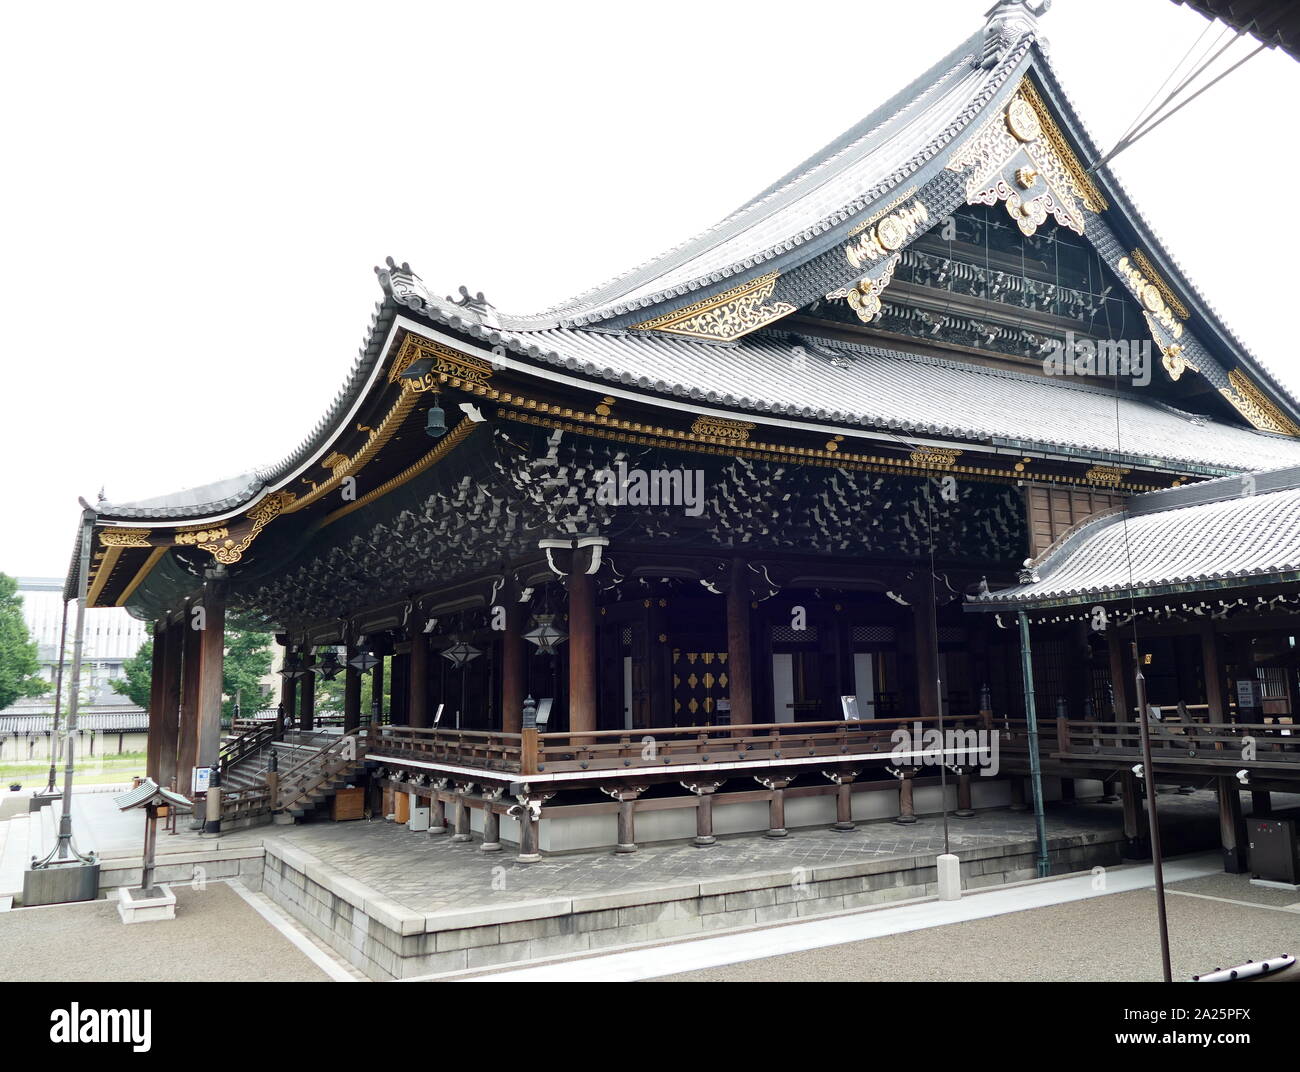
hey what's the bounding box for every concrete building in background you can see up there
[11,577,149,714]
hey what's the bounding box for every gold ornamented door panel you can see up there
[672,650,729,726]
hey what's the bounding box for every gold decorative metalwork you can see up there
[174,526,229,546]
[846,187,919,237]
[846,255,900,323]
[1006,97,1041,143]
[632,272,796,342]
[1085,465,1130,487]
[946,79,1106,239]
[1129,249,1189,320]
[321,451,351,477]
[1116,257,1184,341]
[909,446,962,468]
[845,200,930,268]
[1018,80,1107,213]
[1220,370,1300,436]
[98,528,151,548]
[691,415,755,442]
[390,333,494,387]
[195,491,295,565]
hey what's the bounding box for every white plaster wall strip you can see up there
[364,746,992,785]
[468,853,1223,982]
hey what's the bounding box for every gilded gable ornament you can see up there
[1220,370,1300,436]
[632,273,796,342]
[845,200,929,269]
[946,79,1106,239]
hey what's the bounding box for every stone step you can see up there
[0,815,31,897]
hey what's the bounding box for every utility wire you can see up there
[1088,27,1263,173]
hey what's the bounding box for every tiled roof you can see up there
[970,465,1300,607]
[517,30,1028,328]
[489,325,1300,474]
[0,710,149,734]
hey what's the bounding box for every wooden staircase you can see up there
[274,733,367,820]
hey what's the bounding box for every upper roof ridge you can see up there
[980,1,1052,69]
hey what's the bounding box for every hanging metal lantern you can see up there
[523,614,567,655]
[440,637,482,668]
[278,652,307,679]
[314,649,344,681]
[348,650,379,673]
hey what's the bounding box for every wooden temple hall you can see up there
[67,3,1300,862]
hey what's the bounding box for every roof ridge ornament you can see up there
[980,0,1049,69]
[447,284,501,329]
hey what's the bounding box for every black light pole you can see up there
[34,502,97,868]
[42,598,70,795]
[1131,640,1173,982]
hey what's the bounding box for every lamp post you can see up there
[33,502,97,871]
[1132,639,1173,983]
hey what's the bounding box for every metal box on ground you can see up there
[1248,817,1299,885]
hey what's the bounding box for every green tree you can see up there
[112,639,154,708]
[224,630,272,720]
[0,572,48,711]
[310,654,391,718]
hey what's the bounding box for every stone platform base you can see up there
[117,884,176,923]
[260,828,1130,981]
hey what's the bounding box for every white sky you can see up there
[2,0,1296,578]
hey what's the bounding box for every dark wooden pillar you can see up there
[177,612,203,797]
[1200,621,1227,724]
[501,600,525,734]
[409,631,429,729]
[1217,776,1247,873]
[568,570,597,733]
[146,621,167,781]
[1108,631,1131,723]
[299,652,316,732]
[157,619,183,790]
[726,558,754,727]
[914,589,940,720]
[343,645,361,734]
[195,582,226,773]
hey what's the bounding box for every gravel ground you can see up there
[654,886,1300,982]
[0,882,333,982]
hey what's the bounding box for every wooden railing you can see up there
[219,721,276,777]
[222,785,273,822]
[365,715,986,777]
[1055,717,1300,767]
[274,730,367,812]
[368,725,523,771]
